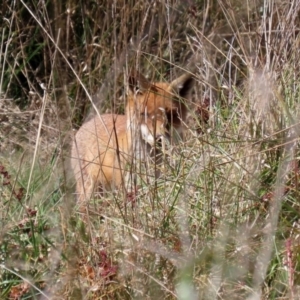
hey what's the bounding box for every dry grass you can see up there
[1,0,300,299]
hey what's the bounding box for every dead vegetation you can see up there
[1,0,300,299]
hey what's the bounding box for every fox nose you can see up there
[155,134,166,148]
[155,134,163,141]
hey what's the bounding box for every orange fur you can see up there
[71,71,194,203]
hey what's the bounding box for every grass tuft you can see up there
[1,0,300,299]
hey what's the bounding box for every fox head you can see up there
[126,71,194,146]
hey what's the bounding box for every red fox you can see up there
[71,70,194,203]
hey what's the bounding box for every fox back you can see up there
[71,71,194,203]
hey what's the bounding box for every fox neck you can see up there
[126,107,148,160]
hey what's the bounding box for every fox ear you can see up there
[170,74,194,99]
[128,70,151,94]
